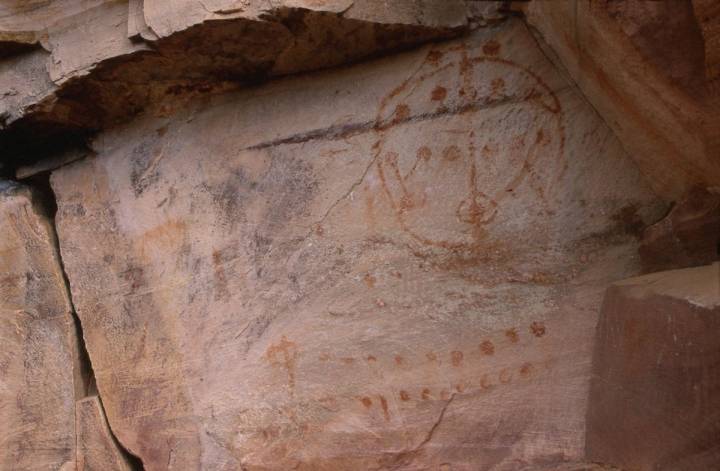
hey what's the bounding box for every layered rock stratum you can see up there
[0,1,718,470]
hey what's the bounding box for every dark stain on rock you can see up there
[612,204,644,237]
[530,321,546,338]
[431,86,447,101]
[394,355,404,365]
[426,50,444,65]
[203,167,250,228]
[361,397,372,408]
[129,139,162,197]
[482,40,501,56]
[121,266,145,293]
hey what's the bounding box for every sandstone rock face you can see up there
[52,18,665,470]
[587,263,720,470]
[76,395,134,471]
[3,1,719,470]
[0,0,473,169]
[519,0,720,200]
[0,182,135,470]
[0,183,77,470]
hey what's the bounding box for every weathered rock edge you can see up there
[0,0,484,171]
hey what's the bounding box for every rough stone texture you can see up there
[518,0,720,200]
[0,0,110,53]
[587,263,720,471]
[0,0,473,169]
[76,395,134,471]
[51,18,666,470]
[0,182,78,471]
[694,0,720,82]
[639,186,720,273]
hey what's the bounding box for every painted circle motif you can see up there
[373,42,566,251]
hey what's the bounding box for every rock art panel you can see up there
[52,19,665,470]
[587,263,720,470]
[0,182,78,471]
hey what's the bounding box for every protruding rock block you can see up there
[587,263,720,470]
[0,182,79,471]
[76,396,134,471]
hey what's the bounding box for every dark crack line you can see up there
[412,393,456,454]
[372,393,457,471]
[241,89,568,154]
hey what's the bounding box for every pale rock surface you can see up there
[52,19,665,470]
[518,0,720,200]
[587,263,720,470]
[0,182,78,471]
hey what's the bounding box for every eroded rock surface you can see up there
[518,0,720,200]
[77,395,135,471]
[587,263,720,471]
[0,0,474,169]
[0,182,78,470]
[51,19,666,470]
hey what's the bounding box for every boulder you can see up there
[587,263,720,470]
